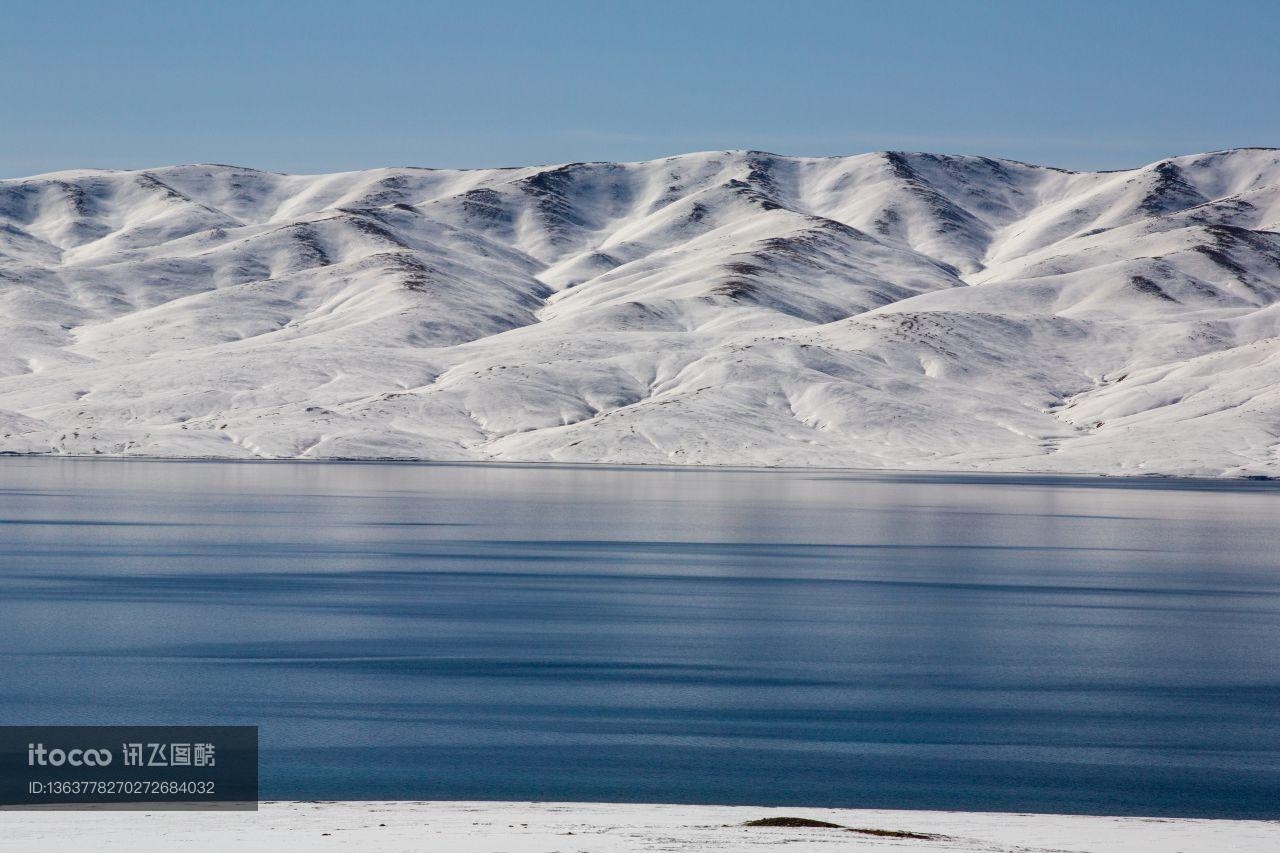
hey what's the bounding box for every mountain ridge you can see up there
[2,148,1279,476]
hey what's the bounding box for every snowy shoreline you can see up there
[4,453,1279,486]
[3,800,1277,851]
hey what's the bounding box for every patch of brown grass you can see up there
[742,816,943,840]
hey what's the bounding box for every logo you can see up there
[27,743,113,767]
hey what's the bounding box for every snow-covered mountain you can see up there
[2,148,1280,476]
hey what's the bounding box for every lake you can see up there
[1,458,1278,818]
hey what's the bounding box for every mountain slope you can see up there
[2,148,1279,476]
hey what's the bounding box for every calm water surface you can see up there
[1,458,1278,817]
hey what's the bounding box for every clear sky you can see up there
[4,0,1277,177]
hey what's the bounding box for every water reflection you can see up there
[0,459,1278,817]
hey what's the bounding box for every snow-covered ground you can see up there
[3,801,1276,852]
[3,149,1280,476]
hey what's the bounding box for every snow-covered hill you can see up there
[2,148,1279,476]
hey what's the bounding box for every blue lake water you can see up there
[1,458,1278,817]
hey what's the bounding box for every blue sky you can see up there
[4,0,1277,177]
